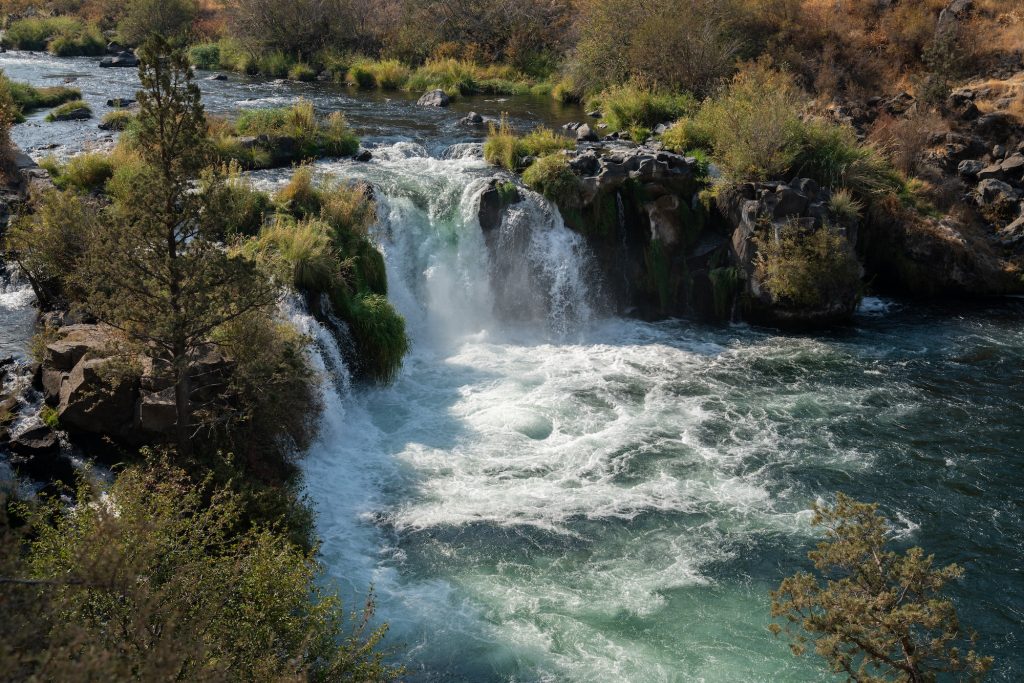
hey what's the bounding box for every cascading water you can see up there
[3,50,1022,680]
[292,144,1024,682]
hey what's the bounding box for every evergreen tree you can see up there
[78,35,277,456]
[771,494,992,682]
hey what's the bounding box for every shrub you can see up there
[695,60,803,181]
[189,42,221,69]
[523,154,578,206]
[288,63,317,82]
[117,0,197,46]
[58,152,115,192]
[4,189,101,307]
[45,100,92,122]
[1,461,401,681]
[754,222,861,310]
[552,75,582,103]
[660,117,714,153]
[346,62,376,89]
[590,83,697,132]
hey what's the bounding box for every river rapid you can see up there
[2,51,1023,682]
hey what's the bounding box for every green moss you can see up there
[645,239,673,312]
[40,406,60,428]
[709,266,741,319]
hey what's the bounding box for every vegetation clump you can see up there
[484,117,574,172]
[0,461,401,681]
[754,222,861,311]
[772,494,992,682]
[523,154,578,206]
[45,100,92,122]
[2,17,105,56]
[587,83,696,139]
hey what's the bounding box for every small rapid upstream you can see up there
[3,50,1023,682]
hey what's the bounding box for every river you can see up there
[2,51,1023,682]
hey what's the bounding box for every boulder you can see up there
[45,324,111,372]
[977,164,1005,181]
[958,159,986,178]
[100,51,139,68]
[977,178,1021,205]
[417,89,450,107]
[7,426,74,482]
[206,73,228,81]
[459,111,484,125]
[57,357,139,437]
[137,388,177,434]
[49,106,91,122]
[1000,153,1024,179]
[478,178,521,236]
[354,148,373,162]
[106,97,135,108]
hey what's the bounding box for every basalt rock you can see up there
[100,51,139,68]
[478,177,522,238]
[417,89,450,107]
[718,180,862,328]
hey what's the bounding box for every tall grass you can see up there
[523,154,578,205]
[793,120,905,199]
[347,59,410,90]
[251,217,338,291]
[344,293,407,384]
[405,59,532,97]
[3,17,104,56]
[483,117,574,171]
[589,84,697,133]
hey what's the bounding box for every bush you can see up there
[45,100,92,122]
[754,222,861,310]
[590,83,697,133]
[828,188,864,224]
[117,0,197,46]
[257,50,293,78]
[551,75,582,103]
[522,154,578,205]
[189,42,221,69]
[0,461,401,681]
[4,189,101,308]
[288,63,317,82]
[695,60,803,181]
[57,152,115,192]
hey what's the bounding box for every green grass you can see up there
[483,117,574,172]
[792,120,904,199]
[3,17,104,56]
[344,293,407,384]
[288,63,318,82]
[45,100,92,122]
[214,101,358,168]
[253,217,339,291]
[523,154,578,205]
[2,77,81,120]
[57,152,115,192]
[588,84,697,133]
[754,222,862,310]
[404,59,533,98]
[100,109,135,131]
[346,58,410,90]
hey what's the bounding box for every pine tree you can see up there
[78,36,277,456]
[771,494,992,682]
